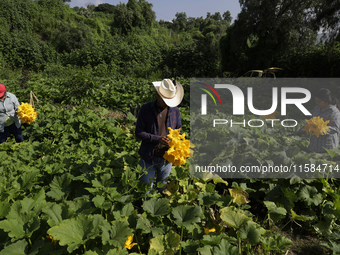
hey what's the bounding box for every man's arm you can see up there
[135,104,161,143]
[12,93,20,110]
[176,107,182,132]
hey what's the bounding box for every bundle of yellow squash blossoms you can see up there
[16,102,37,124]
[163,127,190,166]
[302,116,330,137]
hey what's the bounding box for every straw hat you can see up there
[152,79,184,107]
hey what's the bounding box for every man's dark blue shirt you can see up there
[135,100,182,161]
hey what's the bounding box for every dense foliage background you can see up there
[0,0,340,79]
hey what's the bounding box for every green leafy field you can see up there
[0,76,340,254]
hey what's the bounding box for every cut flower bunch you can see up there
[163,127,190,166]
[16,102,37,124]
[302,116,330,138]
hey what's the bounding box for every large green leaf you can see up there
[313,219,333,236]
[261,234,292,251]
[142,198,171,217]
[16,169,40,191]
[322,201,340,220]
[220,207,250,229]
[0,219,25,241]
[83,251,99,255]
[198,192,221,207]
[321,240,340,254]
[112,203,135,221]
[46,173,72,201]
[149,230,180,254]
[136,214,152,234]
[0,239,27,255]
[263,201,287,223]
[101,220,132,249]
[42,203,63,227]
[48,214,104,253]
[0,201,11,219]
[212,239,238,255]
[0,190,45,241]
[200,234,224,246]
[178,190,199,204]
[239,221,262,245]
[196,245,212,255]
[172,205,202,228]
[180,240,200,255]
[264,201,286,215]
[298,185,323,206]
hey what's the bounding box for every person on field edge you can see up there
[297,88,340,153]
[0,84,24,143]
[135,79,184,194]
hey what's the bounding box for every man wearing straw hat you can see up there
[135,79,184,193]
[0,84,24,143]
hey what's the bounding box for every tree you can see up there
[314,0,340,42]
[223,11,232,23]
[172,12,187,32]
[111,0,155,35]
[94,3,115,14]
[220,0,318,73]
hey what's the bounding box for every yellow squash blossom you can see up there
[16,102,37,124]
[124,235,137,250]
[163,127,190,166]
[302,116,330,138]
[204,227,216,235]
[46,235,57,245]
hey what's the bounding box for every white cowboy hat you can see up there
[152,79,184,107]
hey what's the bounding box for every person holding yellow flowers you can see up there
[297,88,340,153]
[135,79,184,193]
[0,84,24,143]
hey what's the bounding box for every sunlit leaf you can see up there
[220,207,250,229]
[149,230,180,254]
[142,198,171,217]
[48,214,105,253]
[0,239,27,255]
[229,189,250,204]
[298,185,323,206]
[290,209,310,222]
[172,205,202,228]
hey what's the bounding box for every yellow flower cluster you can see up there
[16,102,37,124]
[261,111,280,119]
[163,127,190,166]
[124,235,137,250]
[302,116,330,138]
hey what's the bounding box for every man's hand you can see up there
[159,136,170,146]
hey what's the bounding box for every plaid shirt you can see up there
[307,105,340,153]
[135,100,182,160]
